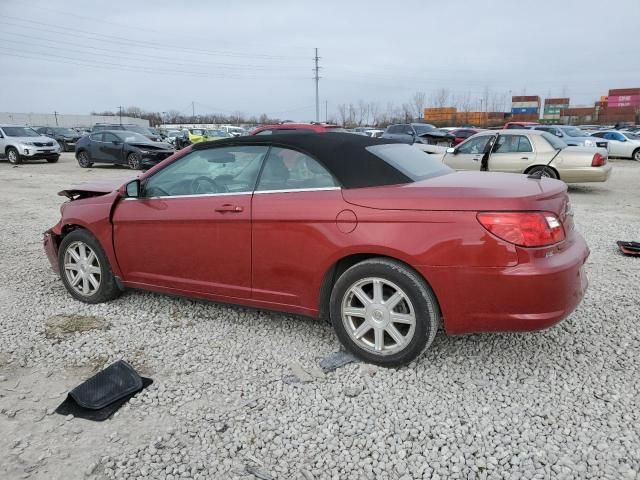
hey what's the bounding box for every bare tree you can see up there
[430,88,450,108]
[411,91,427,120]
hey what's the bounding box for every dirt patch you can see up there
[44,314,110,338]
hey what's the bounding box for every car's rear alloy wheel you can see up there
[330,258,439,367]
[58,229,121,303]
[127,152,141,169]
[77,151,93,168]
[528,165,558,179]
[633,149,640,161]
[6,147,21,165]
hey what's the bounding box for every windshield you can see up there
[2,126,41,137]
[562,127,587,137]
[624,132,640,140]
[167,130,180,137]
[205,130,230,136]
[412,124,435,135]
[53,128,78,136]
[366,144,452,181]
[541,132,567,150]
[117,131,152,143]
[127,125,153,135]
[191,129,205,135]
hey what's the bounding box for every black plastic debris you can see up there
[55,360,152,421]
[617,241,640,257]
[319,350,359,372]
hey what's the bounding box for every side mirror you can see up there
[446,147,456,154]
[555,132,563,137]
[125,179,140,198]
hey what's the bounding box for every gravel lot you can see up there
[0,153,639,480]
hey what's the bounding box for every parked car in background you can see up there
[35,126,82,152]
[590,130,640,160]
[504,121,540,129]
[532,125,608,149]
[162,130,182,146]
[382,123,454,146]
[204,129,233,141]
[441,129,611,182]
[45,133,589,366]
[450,128,483,146]
[0,125,60,164]
[74,130,175,169]
[219,125,247,137]
[250,123,346,135]
[364,129,385,138]
[91,124,162,142]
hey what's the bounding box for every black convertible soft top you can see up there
[192,132,411,189]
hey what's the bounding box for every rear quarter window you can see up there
[366,144,452,181]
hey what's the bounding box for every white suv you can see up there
[0,125,61,164]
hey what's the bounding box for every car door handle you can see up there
[521,157,529,160]
[215,204,243,213]
[472,157,480,161]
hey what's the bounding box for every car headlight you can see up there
[22,142,35,146]
[584,139,596,147]
[139,150,149,155]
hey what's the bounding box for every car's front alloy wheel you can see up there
[330,258,440,367]
[58,229,121,303]
[6,147,21,165]
[633,148,640,161]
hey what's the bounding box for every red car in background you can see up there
[450,128,483,145]
[504,121,540,130]
[250,122,346,135]
[44,133,589,366]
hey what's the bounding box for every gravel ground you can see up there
[0,153,639,480]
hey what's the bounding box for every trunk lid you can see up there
[342,171,569,217]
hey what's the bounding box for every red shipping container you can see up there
[608,95,640,107]
[608,88,640,96]
[545,97,570,105]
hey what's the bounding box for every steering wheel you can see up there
[191,175,227,194]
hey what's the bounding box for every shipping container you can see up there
[544,97,570,105]
[512,101,539,108]
[512,95,540,103]
[511,107,539,114]
[560,108,593,116]
[600,96,608,102]
[608,95,640,108]
[608,88,640,97]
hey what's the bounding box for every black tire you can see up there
[633,148,640,162]
[127,152,141,169]
[76,150,93,168]
[46,156,60,163]
[527,165,558,179]
[6,147,22,165]
[58,229,122,304]
[329,258,440,367]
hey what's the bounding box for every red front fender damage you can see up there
[44,191,124,279]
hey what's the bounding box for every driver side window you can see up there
[143,146,269,198]
[457,136,490,154]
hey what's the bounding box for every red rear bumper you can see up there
[421,233,590,334]
[43,230,60,275]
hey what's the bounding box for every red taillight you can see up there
[591,153,607,166]
[477,212,565,247]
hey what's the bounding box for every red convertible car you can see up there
[44,133,589,366]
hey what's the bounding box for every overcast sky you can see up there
[1,0,639,121]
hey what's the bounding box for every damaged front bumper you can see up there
[43,229,60,275]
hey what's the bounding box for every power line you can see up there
[0,15,307,60]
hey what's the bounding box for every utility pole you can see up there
[53,111,59,126]
[192,101,195,121]
[118,106,123,125]
[325,100,328,123]
[313,48,321,122]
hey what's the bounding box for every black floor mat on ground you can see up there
[55,360,152,421]
[617,241,640,256]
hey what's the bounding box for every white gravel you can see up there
[0,153,639,480]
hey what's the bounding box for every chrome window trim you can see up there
[254,187,340,195]
[124,191,253,201]
[123,187,340,201]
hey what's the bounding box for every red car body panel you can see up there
[451,128,482,146]
[44,144,589,335]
